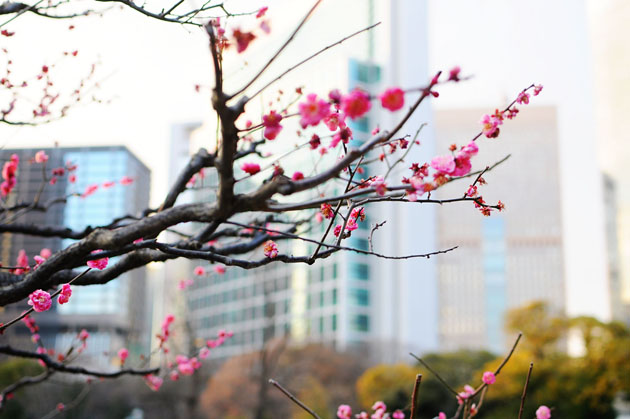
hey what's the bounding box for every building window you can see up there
[350,263,369,280]
[349,288,369,306]
[351,314,369,332]
[332,288,338,305]
[332,314,337,331]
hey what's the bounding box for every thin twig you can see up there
[517,363,534,419]
[269,379,321,419]
[410,374,422,419]
[409,353,459,396]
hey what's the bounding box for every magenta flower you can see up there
[262,110,283,140]
[241,162,261,175]
[34,150,49,163]
[533,84,544,96]
[482,371,496,385]
[430,155,456,175]
[194,266,206,276]
[145,374,163,391]
[263,240,278,258]
[380,87,405,111]
[58,284,72,305]
[28,290,52,312]
[336,405,352,419]
[392,410,405,419]
[371,401,386,411]
[87,250,109,270]
[214,265,225,275]
[480,114,500,138]
[536,406,551,419]
[118,348,129,362]
[458,141,479,159]
[120,176,134,185]
[516,91,530,105]
[341,89,371,120]
[298,93,331,128]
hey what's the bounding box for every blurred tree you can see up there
[477,302,630,419]
[356,363,417,413]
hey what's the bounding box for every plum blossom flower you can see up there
[233,29,256,53]
[345,218,358,231]
[371,401,386,411]
[214,265,226,275]
[536,406,551,419]
[438,413,446,419]
[337,404,352,419]
[341,89,371,119]
[392,410,405,419]
[298,93,331,128]
[292,171,304,181]
[118,348,129,362]
[120,176,134,185]
[34,150,49,163]
[320,203,334,219]
[1,154,19,197]
[241,162,261,175]
[170,371,180,381]
[459,141,478,159]
[430,155,455,175]
[262,110,283,140]
[256,6,268,18]
[199,347,210,359]
[371,178,387,196]
[480,114,500,138]
[323,112,346,131]
[194,266,206,276]
[533,84,544,96]
[28,290,52,312]
[333,224,342,237]
[482,371,496,385]
[448,66,461,82]
[516,91,530,105]
[145,374,163,391]
[380,87,405,111]
[78,329,89,341]
[87,250,109,270]
[263,240,278,258]
[58,284,72,304]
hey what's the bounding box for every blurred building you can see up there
[433,106,565,353]
[176,0,440,363]
[0,146,151,368]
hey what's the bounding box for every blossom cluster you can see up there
[337,401,405,419]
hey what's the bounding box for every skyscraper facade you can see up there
[0,146,151,367]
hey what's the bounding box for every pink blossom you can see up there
[438,413,446,419]
[320,203,334,219]
[78,329,89,341]
[451,157,472,177]
[458,141,479,159]
[233,28,256,53]
[292,171,304,181]
[28,290,52,312]
[331,126,353,148]
[263,240,278,258]
[371,401,386,411]
[69,174,76,183]
[118,348,129,361]
[214,265,225,275]
[262,110,283,140]
[120,176,134,185]
[380,87,405,111]
[34,150,49,163]
[482,371,496,385]
[256,6,268,18]
[145,374,163,391]
[350,207,365,221]
[341,89,371,119]
[516,91,530,105]
[58,284,72,304]
[102,180,115,188]
[241,162,261,175]
[323,112,346,131]
[31,334,40,343]
[178,361,195,376]
[298,93,331,128]
[448,66,461,82]
[315,212,323,223]
[328,89,342,104]
[430,155,456,175]
[336,404,352,419]
[170,371,180,381]
[536,406,551,419]
[333,224,342,237]
[480,114,500,138]
[356,413,369,419]
[194,266,206,276]
[392,410,405,419]
[371,178,387,196]
[1,154,19,197]
[87,250,109,270]
[56,403,65,412]
[345,218,358,231]
[82,184,99,198]
[178,279,193,290]
[40,248,52,259]
[199,347,210,359]
[533,84,543,96]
